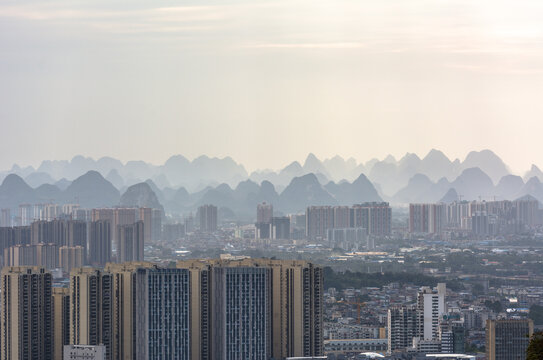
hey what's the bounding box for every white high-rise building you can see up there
[417,283,446,340]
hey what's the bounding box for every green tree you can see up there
[527,332,543,360]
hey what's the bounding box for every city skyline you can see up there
[2,0,543,173]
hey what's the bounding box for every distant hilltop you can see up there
[1,149,542,218]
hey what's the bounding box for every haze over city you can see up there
[2,0,543,173]
[2,1,543,360]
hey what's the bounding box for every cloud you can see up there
[243,42,365,49]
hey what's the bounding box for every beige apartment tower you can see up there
[176,258,324,360]
[0,266,53,360]
[103,262,191,360]
[486,319,534,360]
[105,262,153,360]
[52,287,70,360]
[69,268,113,360]
[116,221,144,262]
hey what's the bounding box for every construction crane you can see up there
[338,300,366,324]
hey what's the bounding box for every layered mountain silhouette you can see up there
[62,171,120,208]
[119,182,164,213]
[0,171,120,210]
[1,150,542,216]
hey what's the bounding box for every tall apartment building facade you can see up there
[176,258,324,359]
[486,319,533,360]
[116,221,144,262]
[29,220,87,261]
[198,204,218,232]
[18,204,32,226]
[59,246,84,274]
[409,198,541,236]
[4,243,59,269]
[417,283,447,340]
[89,220,111,266]
[306,203,391,240]
[387,284,447,353]
[4,259,323,360]
[388,304,418,353]
[255,202,274,239]
[306,206,335,240]
[70,268,113,360]
[0,208,11,227]
[1,266,53,360]
[272,216,291,239]
[257,202,273,223]
[53,287,70,360]
[409,203,447,234]
[104,262,191,360]
[212,266,270,359]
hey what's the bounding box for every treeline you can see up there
[323,267,464,291]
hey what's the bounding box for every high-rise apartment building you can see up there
[272,216,290,239]
[57,258,324,360]
[41,204,61,221]
[136,208,162,242]
[333,206,352,228]
[4,243,59,269]
[31,219,66,245]
[255,203,274,239]
[52,287,70,360]
[1,267,53,360]
[184,213,194,233]
[30,220,86,251]
[0,226,31,267]
[327,227,368,251]
[89,220,111,266]
[417,283,447,340]
[114,208,137,230]
[306,206,335,240]
[66,220,87,260]
[33,203,46,221]
[198,205,218,232]
[92,208,132,246]
[59,246,84,274]
[257,202,273,223]
[212,266,271,359]
[104,262,191,360]
[409,203,447,234]
[352,202,392,236]
[117,221,144,262]
[387,284,447,353]
[439,314,465,354]
[486,319,533,360]
[69,268,113,360]
[1,208,11,227]
[151,208,162,241]
[18,204,32,226]
[139,207,153,244]
[306,203,391,240]
[387,304,418,353]
[176,258,324,360]
[91,209,115,225]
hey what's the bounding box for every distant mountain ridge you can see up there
[1,150,542,213]
[1,149,520,192]
[0,170,384,220]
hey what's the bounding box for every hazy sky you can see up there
[1,0,543,174]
